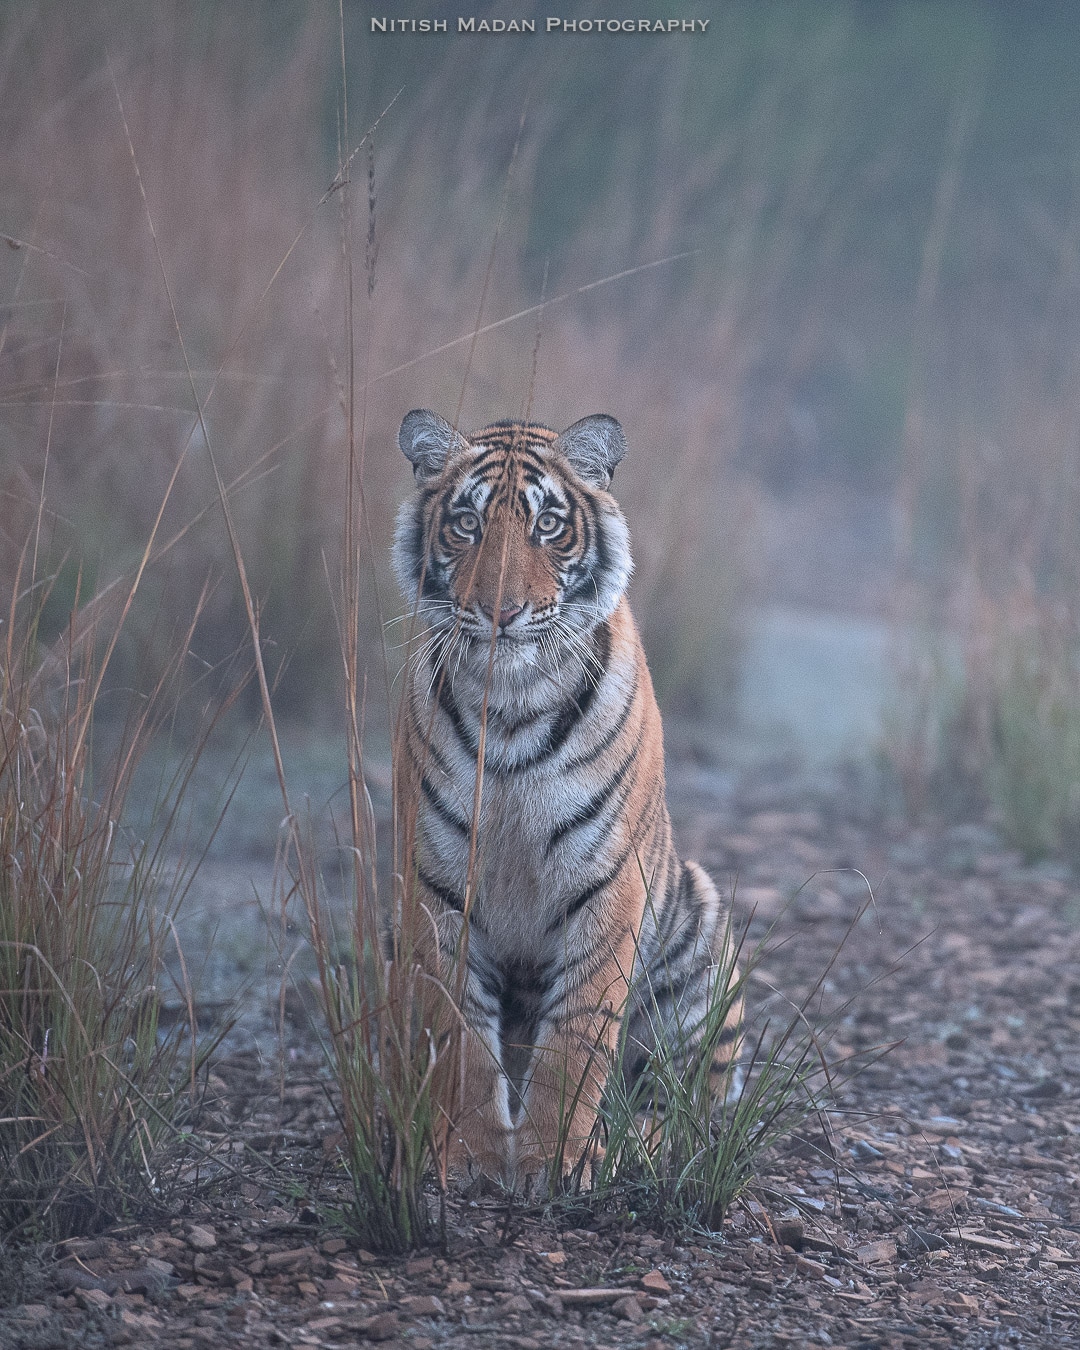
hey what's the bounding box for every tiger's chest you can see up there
[420,734,610,940]
[410,634,641,958]
[470,778,582,952]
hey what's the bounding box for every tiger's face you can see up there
[393,412,632,661]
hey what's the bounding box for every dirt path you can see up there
[4,752,1080,1348]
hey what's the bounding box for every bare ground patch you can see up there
[3,749,1080,1348]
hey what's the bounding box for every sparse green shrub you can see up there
[583,916,848,1231]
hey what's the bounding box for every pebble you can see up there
[774,1218,805,1249]
[612,1294,644,1322]
[400,1294,446,1318]
[186,1225,217,1252]
[640,1268,672,1295]
[12,1305,50,1324]
[855,1240,897,1265]
[500,1294,533,1315]
[360,1311,399,1340]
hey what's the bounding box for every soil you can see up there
[3,741,1080,1349]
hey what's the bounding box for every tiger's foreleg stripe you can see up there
[408,713,454,777]
[420,774,471,837]
[552,842,636,933]
[563,669,638,771]
[436,673,478,754]
[546,745,639,853]
[417,870,466,913]
[644,910,700,971]
[536,621,612,761]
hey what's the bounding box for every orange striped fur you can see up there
[393,411,742,1188]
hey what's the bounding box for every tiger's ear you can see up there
[553,414,627,489]
[398,409,469,482]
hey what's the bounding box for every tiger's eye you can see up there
[455,511,480,535]
[537,511,562,535]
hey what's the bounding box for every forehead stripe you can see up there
[474,420,557,441]
[465,446,542,475]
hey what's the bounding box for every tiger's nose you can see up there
[479,601,523,628]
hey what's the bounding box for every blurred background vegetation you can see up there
[4,0,1080,852]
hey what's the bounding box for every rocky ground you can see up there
[3,742,1080,1349]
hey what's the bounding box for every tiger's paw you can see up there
[513,1134,604,1198]
[447,1120,513,1191]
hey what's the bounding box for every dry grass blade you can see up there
[374,250,700,385]
[0,552,235,1242]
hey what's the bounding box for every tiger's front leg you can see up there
[446,1008,514,1186]
[412,893,515,1186]
[442,946,517,1185]
[513,952,632,1189]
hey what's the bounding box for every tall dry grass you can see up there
[0,538,241,1241]
[0,7,914,1252]
[885,322,1080,856]
[1,7,758,728]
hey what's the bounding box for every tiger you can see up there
[392,408,742,1189]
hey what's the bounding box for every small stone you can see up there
[360,1311,399,1340]
[897,1226,949,1257]
[856,1240,897,1265]
[796,1257,826,1280]
[405,1256,434,1277]
[186,1225,217,1252]
[75,1287,112,1311]
[612,1294,644,1322]
[640,1269,671,1295]
[1019,1078,1063,1100]
[322,1238,348,1255]
[526,1289,563,1316]
[539,1250,566,1267]
[444,1278,471,1296]
[400,1294,446,1318]
[119,1311,164,1333]
[13,1305,50,1324]
[297,1280,320,1297]
[264,1247,313,1271]
[945,1292,980,1315]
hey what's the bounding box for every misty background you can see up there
[5,0,1080,856]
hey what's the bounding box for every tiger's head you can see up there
[393,411,632,662]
